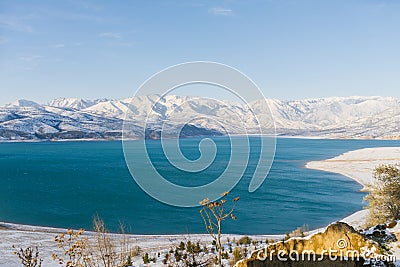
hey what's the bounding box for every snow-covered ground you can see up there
[1,146,399,266]
[306,147,400,190]
[0,222,279,266]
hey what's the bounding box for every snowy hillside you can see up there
[0,96,399,141]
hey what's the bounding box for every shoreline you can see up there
[306,146,400,228]
[1,134,400,144]
[306,147,400,189]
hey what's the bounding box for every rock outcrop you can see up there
[235,222,389,267]
[362,223,397,244]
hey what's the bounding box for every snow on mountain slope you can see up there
[285,96,398,127]
[1,117,59,134]
[83,99,131,118]
[5,99,43,109]
[0,105,127,140]
[48,98,108,110]
[0,95,399,141]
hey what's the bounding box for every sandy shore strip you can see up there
[306,147,400,189]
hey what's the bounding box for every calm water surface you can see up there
[0,137,399,234]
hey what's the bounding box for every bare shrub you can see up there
[52,228,89,266]
[199,191,239,267]
[12,245,43,267]
[52,216,139,267]
[289,224,309,238]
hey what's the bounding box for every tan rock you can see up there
[235,222,385,267]
[386,221,397,229]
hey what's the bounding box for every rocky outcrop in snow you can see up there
[235,222,388,267]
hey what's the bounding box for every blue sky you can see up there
[0,0,399,105]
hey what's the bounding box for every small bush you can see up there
[143,252,150,264]
[365,164,400,226]
[238,236,252,246]
[232,247,243,264]
[290,224,309,238]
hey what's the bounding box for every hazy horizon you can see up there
[2,94,399,107]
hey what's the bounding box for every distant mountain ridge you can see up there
[0,95,399,141]
[48,97,109,110]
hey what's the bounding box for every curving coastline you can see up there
[306,146,400,228]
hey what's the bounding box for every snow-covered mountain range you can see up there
[1,95,399,141]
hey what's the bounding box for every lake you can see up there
[0,137,399,234]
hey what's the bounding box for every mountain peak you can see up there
[48,97,109,110]
[5,99,42,109]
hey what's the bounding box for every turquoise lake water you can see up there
[0,138,399,234]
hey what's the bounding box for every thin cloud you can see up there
[52,43,65,48]
[117,41,136,47]
[0,14,34,33]
[19,55,42,62]
[67,0,104,12]
[98,32,121,39]
[208,7,234,16]
[18,55,42,71]
[32,6,106,23]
